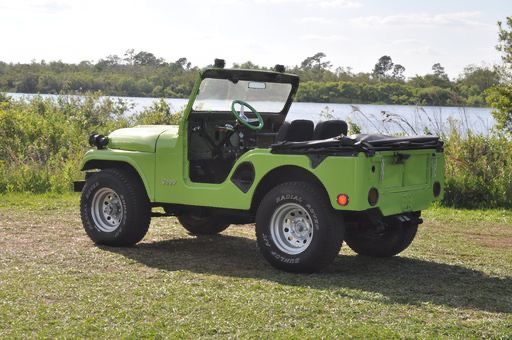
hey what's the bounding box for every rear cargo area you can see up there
[271,134,444,216]
[271,134,443,155]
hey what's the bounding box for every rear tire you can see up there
[80,168,151,246]
[256,181,344,273]
[177,213,230,235]
[345,220,418,257]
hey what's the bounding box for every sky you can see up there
[0,0,510,78]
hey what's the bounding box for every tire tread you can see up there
[256,181,343,272]
[80,168,151,246]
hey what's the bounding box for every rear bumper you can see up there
[73,181,85,192]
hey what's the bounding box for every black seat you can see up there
[277,120,314,142]
[313,120,348,140]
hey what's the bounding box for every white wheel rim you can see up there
[270,203,314,255]
[91,188,124,232]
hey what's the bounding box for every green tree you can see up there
[175,57,191,70]
[409,63,452,89]
[0,49,496,105]
[133,51,162,66]
[487,16,512,132]
[497,17,512,67]
[372,55,393,80]
[391,64,406,81]
[459,65,498,92]
[300,52,330,70]
[487,86,512,130]
[232,61,262,70]
[124,49,136,65]
[98,54,122,67]
[297,52,335,82]
[432,63,448,79]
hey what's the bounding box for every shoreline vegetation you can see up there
[0,51,499,107]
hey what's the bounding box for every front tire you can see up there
[80,168,151,246]
[256,181,344,273]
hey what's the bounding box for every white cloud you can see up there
[351,11,492,28]
[0,0,72,12]
[316,0,361,8]
[300,34,348,41]
[216,0,362,8]
[36,1,72,12]
[300,16,332,23]
[404,46,442,57]
[391,38,424,46]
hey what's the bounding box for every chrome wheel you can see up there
[270,203,314,255]
[91,188,124,232]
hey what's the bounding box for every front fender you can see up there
[80,148,156,201]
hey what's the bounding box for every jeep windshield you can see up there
[191,69,299,115]
[193,78,292,113]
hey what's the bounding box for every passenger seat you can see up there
[313,120,348,140]
[276,120,314,142]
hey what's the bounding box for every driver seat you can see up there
[276,120,314,142]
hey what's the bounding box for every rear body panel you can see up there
[366,149,444,215]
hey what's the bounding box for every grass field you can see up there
[0,193,511,338]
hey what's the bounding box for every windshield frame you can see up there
[193,68,300,116]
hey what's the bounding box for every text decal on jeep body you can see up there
[161,178,177,186]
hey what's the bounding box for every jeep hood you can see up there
[108,125,178,153]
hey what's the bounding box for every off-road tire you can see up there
[256,181,344,273]
[80,168,151,246]
[177,214,230,235]
[344,223,418,257]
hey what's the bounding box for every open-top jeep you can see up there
[75,60,445,273]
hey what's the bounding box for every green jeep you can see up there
[75,60,445,273]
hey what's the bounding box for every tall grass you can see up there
[443,130,512,208]
[0,93,180,193]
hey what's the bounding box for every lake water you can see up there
[8,93,494,135]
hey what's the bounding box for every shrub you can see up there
[0,94,130,193]
[130,99,182,125]
[443,130,512,208]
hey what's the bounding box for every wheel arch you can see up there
[251,165,330,213]
[82,160,151,201]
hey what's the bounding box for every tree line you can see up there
[0,49,500,107]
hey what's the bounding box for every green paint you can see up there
[108,125,176,153]
[80,67,444,217]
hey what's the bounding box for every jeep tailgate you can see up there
[367,149,443,215]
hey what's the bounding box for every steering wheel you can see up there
[231,100,264,131]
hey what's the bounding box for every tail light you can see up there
[368,188,379,206]
[433,182,441,197]
[337,194,349,206]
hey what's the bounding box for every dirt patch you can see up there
[467,233,512,249]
